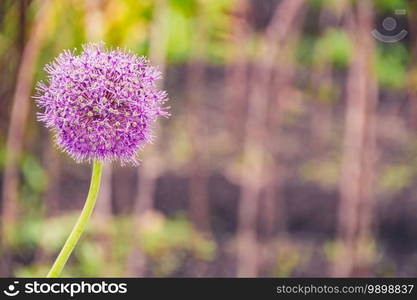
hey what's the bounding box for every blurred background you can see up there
[0,0,417,277]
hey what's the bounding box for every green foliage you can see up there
[297,35,316,66]
[6,155,46,251]
[10,216,42,252]
[14,266,46,278]
[21,155,47,193]
[374,0,407,12]
[375,45,407,90]
[300,158,340,189]
[324,238,377,267]
[77,239,106,276]
[316,81,340,104]
[103,0,152,51]
[379,164,414,192]
[16,212,215,277]
[272,248,302,277]
[165,0,233,63]
[271,242,311,278]
[138,213,216,276]
[309,0,328,10]
[170,0,198,16]
[314,29,351,69]
[308,0,348,12]
[0,1,19,46]
[39,214,80,253]
[166,8,192,62]
[0,142,5,170]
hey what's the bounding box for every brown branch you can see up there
[236,0,306,277]
[224,0,250,143]
[332,0,378,277]
[1,0,52,246]
[186,3,211,234]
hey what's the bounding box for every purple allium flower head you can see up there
[35,42,169,165]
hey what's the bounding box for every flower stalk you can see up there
[47,161,103,278]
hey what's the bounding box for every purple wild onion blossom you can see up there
[35,42,169,165]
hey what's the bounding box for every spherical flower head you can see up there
[35,43,169,165]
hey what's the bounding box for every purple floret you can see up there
[35,43,169,165]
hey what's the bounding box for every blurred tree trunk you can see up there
[262,24,304,240]
[1,0,52,275]
[332,0,377,277]
[126,0,169,277]
[18,0,28,55]
[225,0,249,144]
[186,2,211,234]
[236,0,306,277]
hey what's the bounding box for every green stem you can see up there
[47,161,103,278]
